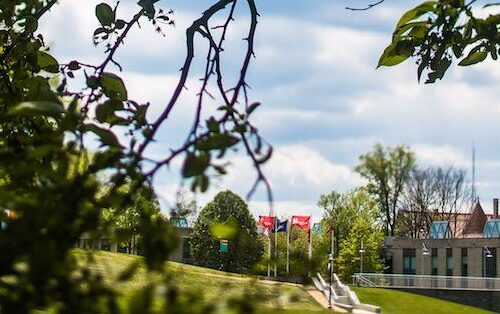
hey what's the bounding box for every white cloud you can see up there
[36,1,500,217]
[413,144,470,168]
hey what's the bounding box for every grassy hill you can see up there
[74,250,329,314]
[74,250,494,314]
[352,286,494,314]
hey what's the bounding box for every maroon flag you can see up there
[291,215,311,230]
[258,216,275,230]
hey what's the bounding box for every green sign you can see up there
[219,240,229,253]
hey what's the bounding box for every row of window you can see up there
[403,248,497,277]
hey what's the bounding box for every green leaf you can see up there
[96,3,115,26]
[100,72,128,101]
[8,101,64,117]
[206,117,219,133]
[377,43,412,67]
[197,174,209,192]
[68,61,80,71]
[396,1,437,29]
[246,102,261,115]
[459,50,488,66]
[210,222,238,240]
[93,27,109,37]
[81,124,123,148]
[115,19,126,29]
[181,152,210,178]
[196,134,239,151]
[137,0,159,18]
[96,100,126,125]
[37,51,59,73]
[425,58,451,84]
[134,104,149,125]
[118,261,140,282]
[23,16,38,33]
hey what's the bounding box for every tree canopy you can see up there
[190,190,264,272]
[316,188,383,279]
[355,144,416,236]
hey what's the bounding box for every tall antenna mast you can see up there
[472,142,476,205]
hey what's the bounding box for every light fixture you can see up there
[422,242,430,256]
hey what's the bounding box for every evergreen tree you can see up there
[190,190,263,273]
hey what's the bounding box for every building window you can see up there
[461,248,468,277]
[431,248,438,276]
[446,248,453,276]
[485,248,497,278]
[403,249,416,275]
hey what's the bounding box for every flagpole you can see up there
[267,232,271,277]
[274,217,278,277]
[286,219,290,275]
[308,219,312,278]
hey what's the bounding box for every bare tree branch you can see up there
[346,0,386,11]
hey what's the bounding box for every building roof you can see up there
[483,219,500,238]
[397,202,494,239]
[463,202,487,236]
[170,217,189,228]
[430,221,453,239]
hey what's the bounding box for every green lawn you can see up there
[74,250,493,314]
[74,250,329,314]
[352,286,494,314]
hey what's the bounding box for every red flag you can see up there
[258,216,275,230]
[291,215,311,230]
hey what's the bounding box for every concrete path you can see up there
[304,286,348,313]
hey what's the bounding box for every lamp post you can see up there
[328,253,334,309]
[359,240,365,274]
[421,243,430,288]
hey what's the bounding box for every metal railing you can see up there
[353,273,500,291]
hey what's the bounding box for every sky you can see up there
[39,0,500,221]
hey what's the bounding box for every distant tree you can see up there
[317,189,362,259]
[335,213,385,281]
[316,188,381,276]
[398,166,471,238]
[102,186,163,254]
[355,144,416,236]
[169,189,198,226]
[190,190,263,273]
[398,167,438,238]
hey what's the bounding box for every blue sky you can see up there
[40,0,500,220]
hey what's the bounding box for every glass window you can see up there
[403,249,416,275]
[430,221,453,239]
[446,248,453,276]
[461,248,468,277]
[485,248,497,278]
[431,248,438,275]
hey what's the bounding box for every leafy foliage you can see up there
[316,188,383,279]
[190,191,264,273]
[379,0,500,83]
[0,0,269,312]
[335,213,385,281]
[355,145,416,236]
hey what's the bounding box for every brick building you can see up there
[386,199,500,278]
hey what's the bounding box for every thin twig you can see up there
[346,0,386,11]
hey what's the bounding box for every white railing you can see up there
[353,273,500,291]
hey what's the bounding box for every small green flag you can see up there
[219,240,229,253]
